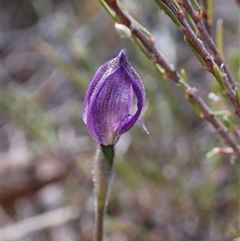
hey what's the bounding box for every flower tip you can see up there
[118,49,127,59]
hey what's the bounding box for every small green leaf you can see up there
[212,64,226,90]
[154,0,181,28]
[184,36,206,68]
[234,87,240,105]
[180,69,188,82]
[206,147,219,158]
[189,0,201,11]
[186,95,202,115]
[99,0,117,21]
[184,9,197,33]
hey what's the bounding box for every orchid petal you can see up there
[82,50,147,146]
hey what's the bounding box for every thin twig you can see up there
[101,0,240,159]
[159,0,240,118]
[182,0,238,89]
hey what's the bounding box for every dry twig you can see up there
[157,0,240,118]
[181,0,239,89]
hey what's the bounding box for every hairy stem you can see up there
[93,144,114,241]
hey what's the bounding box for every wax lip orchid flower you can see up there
[83,50,148,241]
[82,50,148,146]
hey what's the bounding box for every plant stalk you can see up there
[93,144,114,241]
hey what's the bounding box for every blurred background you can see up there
[1,0,240,240]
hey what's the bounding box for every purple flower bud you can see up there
[82,50,148,146]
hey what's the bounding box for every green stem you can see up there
[93,144,115,241]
